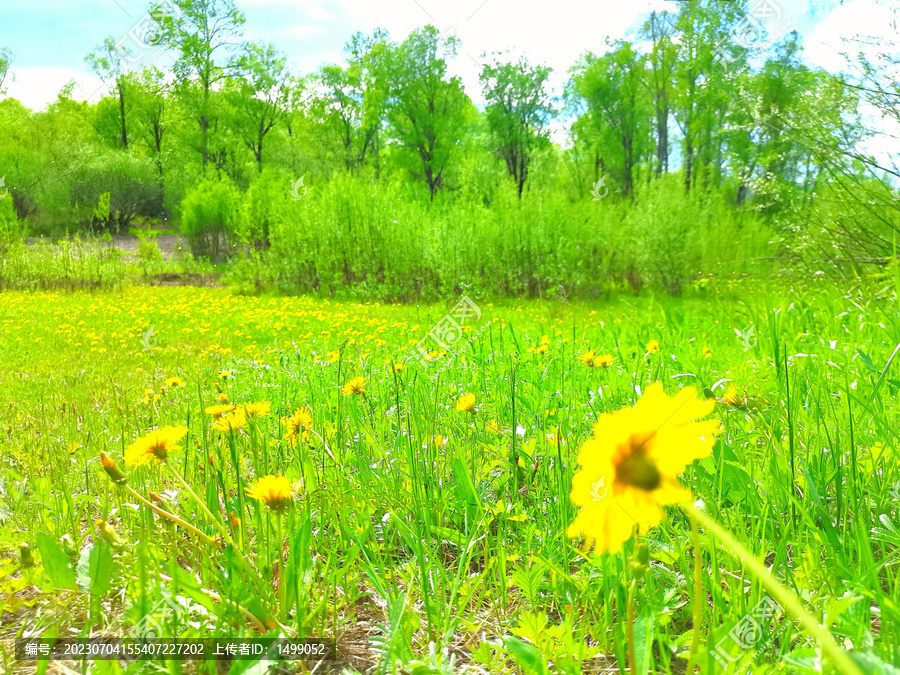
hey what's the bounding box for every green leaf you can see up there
[502,636,549,675]
[36,533,77,591]
[76,542,114,596]
[857,349,877,373]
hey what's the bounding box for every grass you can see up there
[0,275,898,674]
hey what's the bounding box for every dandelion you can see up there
[578,349,597,367]
[535,344,548,355]
[213,409,247,434]
[393,362,404,372]
[219,371,232,380]
[567,383,720,554]
[95,519,127,550]
[594,353,614,368]
[282,408,313,446]
[242,401,271,418]
[646,340,660,354]
[218,393,229,403]
[455,393,476,413]
[341,376,367,396]
[125,426,188,467]
[166,377,185,388]
[245,475,294,511]
[723,384,741,406]
[100,451,127,484]
[702,346,712,359]
[205,403,236,418]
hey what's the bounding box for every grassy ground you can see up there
[0,276,898,674]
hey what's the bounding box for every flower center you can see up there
[150,442,168,461]
[614,435,661,491]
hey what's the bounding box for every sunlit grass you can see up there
[0,276,898,673]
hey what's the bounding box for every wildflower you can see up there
[646,340,660,354]
[241,401,271,418]
[213,409,247,434]
[703,346,712,359]
[100,451,128,484]
[282,408,313,446]
[433,434,446,448]
[245,475,294,511]
[578,349,597,367]
[723,384,741,406]
[594,353,614,368]
[535,344,548,355]
[393,362,404,372]
[219,371,232,380]
[124,425,188,467]
[95,519,127,550]
[327,351,340,364]
[341,376,367,397]
[455,393,476,413]
[166,377,185,388]
[205,403,236,418]
[567,383,720,554]
[218,393,229,403]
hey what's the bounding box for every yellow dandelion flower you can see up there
[245,475,294,511]
[567,383,720,555]
[124,425,188,467]
[646,340,660,354]
[393,362,404,372]
[219,371,232,380]
[213,409,247,434]
[205,403,236,418]
[578,349,597,367]
[218,393,229,403]
[723,384,741,406]
[703,346,713,359]
[242,401,271,418]
[327,351,340,364]
[166,377,185,388]
[594,353,614,368]
[282,408,313,447]
[455,392,476,413]
[535,344,548,355]
[341,376,367,396]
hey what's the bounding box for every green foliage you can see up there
[179,177,242,259]
[0,196,23,252]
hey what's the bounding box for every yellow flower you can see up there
[125,425,188,467]
[567,383,720,555]
[327,351,340,364]
[723,384,741,406]
[534,344,548,354]
[219,371,232,380]
[245,475,294,511]
[166,377,185,388]
[646,340,660,354]
[578,349,597,367]
[393,362,404,372]
[594,353,614,368]
[433,434,446,448]
[455,393,476,413]
[703,346,712,359]
[242,401,271,418]
[213,409,247,434]
[282,408,313,446]
[341,376,367,396]
[205,403,236,418]
[218,393,229,403]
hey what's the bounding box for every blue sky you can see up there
[1,0,896,118]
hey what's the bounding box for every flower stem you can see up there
[682,501,862,675]
[685,513,702,674]
[626,578,637,674]
[124,485,216,547]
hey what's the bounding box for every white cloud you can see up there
[5,67,103,111]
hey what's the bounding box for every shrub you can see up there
[0,196,23,253]
[69,150,164,232]
[179,178,242,260]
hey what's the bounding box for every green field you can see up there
[1,277,898,673]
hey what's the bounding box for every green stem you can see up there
[682,501,862,675]
[626,578,637,674]
[686,514,702,674]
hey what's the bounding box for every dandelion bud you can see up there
[208,454,215,466]
[20,542,34,568]
[100,451,128,485]
[228,512,241,530]
[635,543,650,567]
[149,491,173,513]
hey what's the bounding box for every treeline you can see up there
[0,0,898,297]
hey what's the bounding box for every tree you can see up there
[384,26,471,199]
[480,56,555,197]
[231,42,292,172]
[640,11,678,177]
[0,48,12,96]
[573,42,650,198]
[86,38,132,148]
[152,0,245,170]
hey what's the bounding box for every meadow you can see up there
[1,273,898,674]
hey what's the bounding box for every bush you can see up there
[69,150,164,232]
[0,196,23,253]
[179,178,242,260]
